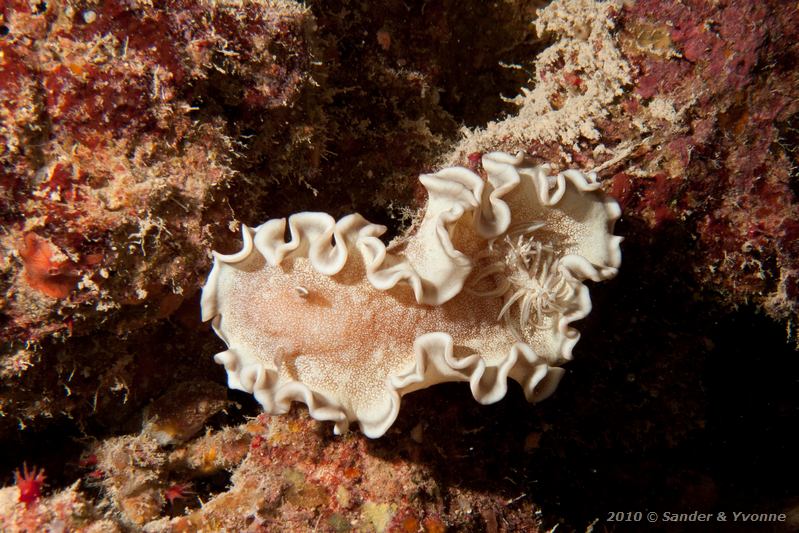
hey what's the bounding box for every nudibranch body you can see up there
[201,152,621,437]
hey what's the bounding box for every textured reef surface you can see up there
[1,0,797,531]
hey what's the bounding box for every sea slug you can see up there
[201,152,622,437]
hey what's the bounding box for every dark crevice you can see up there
[0,421,86,494]
[308,0,551,129]
[775,111,799,199]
